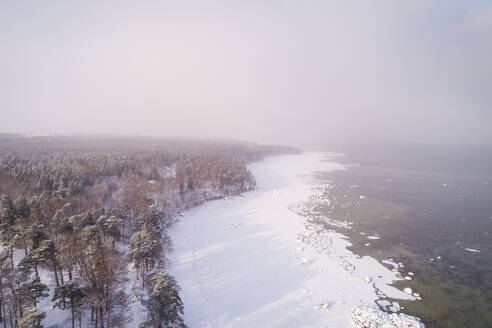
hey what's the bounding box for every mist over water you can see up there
[324,142,492,176]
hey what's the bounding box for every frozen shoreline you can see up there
[168,153,423,327]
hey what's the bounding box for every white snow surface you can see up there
[168,153,422,328]
[350,306,423,328]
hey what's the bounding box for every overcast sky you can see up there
[1,1,491,148]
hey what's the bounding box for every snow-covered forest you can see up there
[0,135,298,328]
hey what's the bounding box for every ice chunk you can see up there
[350,306,424,328]
[389,301,400,312]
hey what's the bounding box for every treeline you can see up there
[0,136,299,328]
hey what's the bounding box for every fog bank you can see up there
[1,1,491,148]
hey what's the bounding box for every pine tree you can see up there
[27,223,47,251]
[19,239,56,277]
[130,223,159,283]
[145,271,186,328]
[0,195,16,241]
[19,307,45,328]
[19,275,48,308]
[53,278,86,328]
[0,248,10,324]
[186,176,194,192]
[14,198,31,219]
[104,214,120,250]
[178,182,185,198]
[145,208,163,258]
[0,196,17,270]
[80,212,95,228]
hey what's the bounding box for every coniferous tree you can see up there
[52,278,86,328]
[130,222,159,283]
[145,271,186,328]
[0,248,10,325]
[26,223,47,251]
[0,196,17,273]
[18,307,45,328]
[14,198,30,220]
[0,196,16,242]
[18,276,48,308]
[0,196,16,233]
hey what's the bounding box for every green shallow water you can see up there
[313,160,492,328]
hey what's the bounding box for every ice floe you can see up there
[403,287,413,295]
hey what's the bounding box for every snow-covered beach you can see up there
[169,153,424,328]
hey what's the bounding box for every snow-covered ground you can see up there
[168,153,424,328]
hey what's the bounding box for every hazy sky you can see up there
[1,1,491,148]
